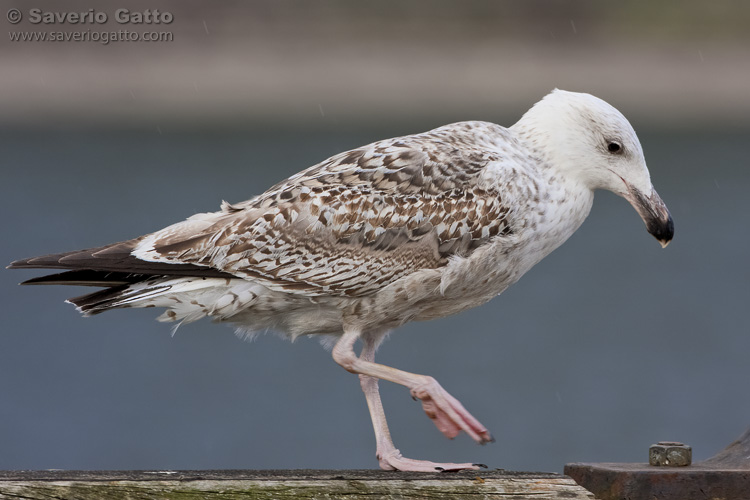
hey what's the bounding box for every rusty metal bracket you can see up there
[565,427,750,500]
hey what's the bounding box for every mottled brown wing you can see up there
[134,123,514,297]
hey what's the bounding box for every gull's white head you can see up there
[513,89,674,247]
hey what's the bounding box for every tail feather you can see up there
[10,243,264,326]
[66,278,213,316]
[67,285,136,314]
[66,277,262,325]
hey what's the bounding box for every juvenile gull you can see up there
[9,90,673,472]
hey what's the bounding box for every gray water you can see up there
[1,122,748,472]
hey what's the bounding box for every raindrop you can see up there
[203,20,210,35]
[570,20,577,34]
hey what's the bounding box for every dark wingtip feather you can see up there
[19,270,147,287]
[7,257,37,269]
[8,239,237,280]
[7,240,142,270]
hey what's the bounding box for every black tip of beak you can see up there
[627,186,674,249]
[648,212,674,248]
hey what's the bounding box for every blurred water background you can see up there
[1,0,748,472]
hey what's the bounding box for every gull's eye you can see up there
[607,141,622,154]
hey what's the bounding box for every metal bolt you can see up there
[649,441,692,466]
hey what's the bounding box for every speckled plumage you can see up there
[10,90,673,471]
[120,120,544,338]
[137,121,515,297]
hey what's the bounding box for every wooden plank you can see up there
[0,469,596,500]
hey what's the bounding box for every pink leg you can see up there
[335,329,492,471]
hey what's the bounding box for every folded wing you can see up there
[133,127,513,297]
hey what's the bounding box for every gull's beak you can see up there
[625,186,674,248]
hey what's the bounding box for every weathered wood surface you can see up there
[565,426,750,500]
[0,469,595,500]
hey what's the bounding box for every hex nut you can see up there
[649,441,692,466]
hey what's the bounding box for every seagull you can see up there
[9,90,673,472]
